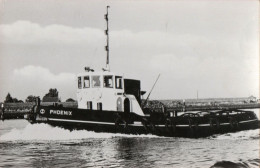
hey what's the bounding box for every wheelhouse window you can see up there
[115,76,122,89]
[104,75,113,88]
[83,76,90,88]
[92,76,101,87]
[78,77,82,89]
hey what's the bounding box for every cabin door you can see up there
[124,98,130,113]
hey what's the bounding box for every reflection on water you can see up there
[0,120,259,168]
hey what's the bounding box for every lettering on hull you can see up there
[50,110,72,116]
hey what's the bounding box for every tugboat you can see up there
[25,6,259,138]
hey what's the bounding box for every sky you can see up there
[0,0,259,102]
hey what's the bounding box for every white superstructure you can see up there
[76,69,145,116]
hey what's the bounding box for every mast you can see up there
[104,6,110,71]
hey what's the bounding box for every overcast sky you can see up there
[0,0,259,102]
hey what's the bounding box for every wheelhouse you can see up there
[76,70,144,116]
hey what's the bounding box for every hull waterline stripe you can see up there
[48,118,115,125]
[48,118,147,127]
[219,119,258,125]
[155,119,258,127]
[47,118,194,127]
[48,118,146,127]
[239,119,258,123]
[47,118,258,127]
[220,123,229,126]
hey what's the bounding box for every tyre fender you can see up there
[210,118,219,130]
[229,117,238,129]
[165,118,176,133]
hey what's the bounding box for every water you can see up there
[0,119,259,168]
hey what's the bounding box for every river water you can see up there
[0,118,259,168]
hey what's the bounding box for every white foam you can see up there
[0,123,158,141]
[211,129,260,140]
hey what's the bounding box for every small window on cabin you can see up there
[92,76,101,87]
[87,101,92,110]
[84,76,90,88]
[97,102,102,111]
[115,76,122,89]
[104,75,113,88]
[78,77,82,89]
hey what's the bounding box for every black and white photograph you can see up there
[0,0,259,167]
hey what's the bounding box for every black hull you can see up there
[26,105,259,138]
[37,118,259,138]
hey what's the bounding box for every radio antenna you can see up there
[104,6,110,71]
